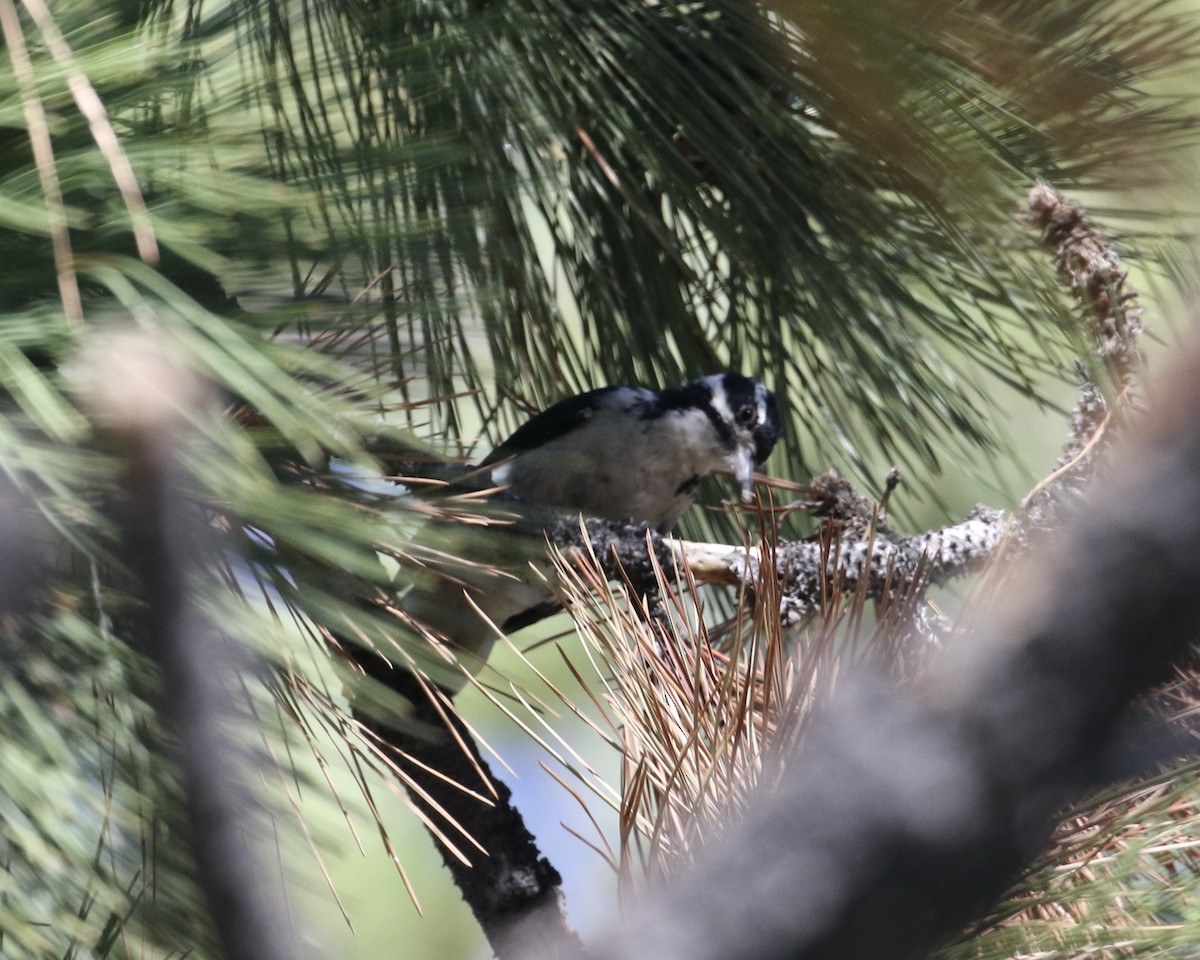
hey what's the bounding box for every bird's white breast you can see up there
[492,402,727,529]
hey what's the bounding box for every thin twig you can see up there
[20,0,159,264]
[0,0,82,326]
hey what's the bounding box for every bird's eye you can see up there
[735,404,758,427]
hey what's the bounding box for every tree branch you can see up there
[346,656,583,960]
[668,502,1004,624]
[85,336,304,960]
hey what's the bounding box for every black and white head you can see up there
[658,372,782,503]
[484,372,782,530]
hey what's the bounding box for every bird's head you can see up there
[701,373,782,502]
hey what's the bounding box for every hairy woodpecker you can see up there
[403,373,782,686]
[484,372,781,531]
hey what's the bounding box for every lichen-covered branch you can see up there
[1027,184,1144,390]
[1019,185,1146,536]
[667,504,1004,625]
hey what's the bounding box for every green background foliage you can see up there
[0,0,1198,957]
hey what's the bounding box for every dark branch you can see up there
[346,660,582,960]
[0,476,45,617]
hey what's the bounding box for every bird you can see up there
[399,372,782,688]
[483,372,782,531]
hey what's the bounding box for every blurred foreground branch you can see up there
[85,337,301,960]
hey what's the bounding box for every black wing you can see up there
[481,387,621,465]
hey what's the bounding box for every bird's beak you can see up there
[727,444,756,503]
